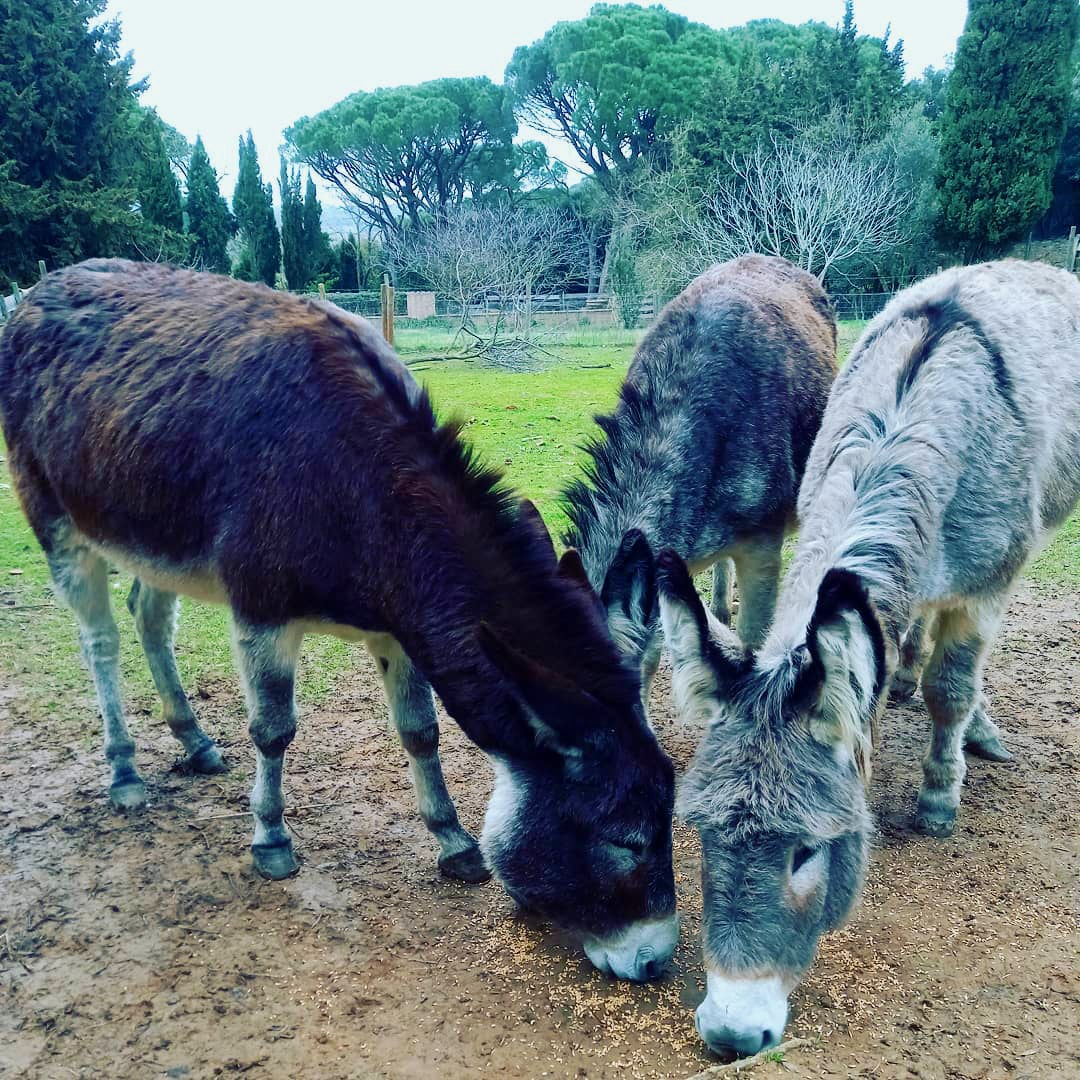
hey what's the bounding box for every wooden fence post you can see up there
[0,294,7,322]
[38,260,47,281]
[318,282,326,301]
[10,281,21,304]
[380,273,395,345]
[1068,226,1078,273]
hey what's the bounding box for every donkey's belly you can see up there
[89,537,230,605]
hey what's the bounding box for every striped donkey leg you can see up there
[48,529,146,811]
[916,598,1006,837]
[232,620,303,879]
[128,581,227,774]
[889,615,928,704]
[369,636,489,884]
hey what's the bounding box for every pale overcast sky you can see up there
[106,0,969,203]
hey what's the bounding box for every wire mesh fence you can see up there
[318,286,900,328]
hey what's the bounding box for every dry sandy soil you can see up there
[0,583,1076,1080]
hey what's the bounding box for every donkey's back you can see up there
[0,258,420,620]
[802,258,1080,601]
[564,255,836,697]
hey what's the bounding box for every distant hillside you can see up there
[320,201,362,240]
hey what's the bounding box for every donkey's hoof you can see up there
[252,841,300,879]
[187,743,229,775]
[888,673,919,705]
[109,779,148,812]
[914,807,956,838]
[964,734,1013,763]
[439,846,491,884]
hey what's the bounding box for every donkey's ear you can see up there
[656,550,744,671]
[656,550,746,720]
[477,622,603,758]
[519,498,556,565]
[601,529,657,627]
[557,547,590,587]
[794,568,886,763]
[556,547,607,618]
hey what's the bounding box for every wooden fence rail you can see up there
[0,260,49,322]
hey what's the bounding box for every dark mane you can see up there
[320,313,642,714]
[561,374,657,555]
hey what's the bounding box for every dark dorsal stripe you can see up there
[895,295,1021,423]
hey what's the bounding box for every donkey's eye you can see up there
[602,840,646,871]
[791,844,820,875]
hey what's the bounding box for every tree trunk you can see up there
[587,226,599,295]
[597,233,614,296]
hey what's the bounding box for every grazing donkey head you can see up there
[477,541,678,981]
[656,550,882,1054]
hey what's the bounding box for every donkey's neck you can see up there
[564,399,694,592]
[371,500,640,760]
[766,420,941,658]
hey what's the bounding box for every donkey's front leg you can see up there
[232,620,303,879]
[731,533,784,651]
[368,636,490,884]
[47,538,145,810]
[710,558,734,627]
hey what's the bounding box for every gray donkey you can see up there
[655,260,1080,1056]
[562,255,837,706]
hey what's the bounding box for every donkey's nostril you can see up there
[635,946,664,980]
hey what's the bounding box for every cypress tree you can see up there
[279,156,306,289]
[233,132,279,285]
[259,182,281,285]
[937,0,1078,256]
[136,112,182,231]
[186,137,233,273]
[301,174,331,285]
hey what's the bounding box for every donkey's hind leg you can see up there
[47,532,146,810]
[710,559,734,627]
[889,616,928,704]
[369,636,490,884]
[916,599,1005,837]
[127,580,227,774]
[963,693,1013,762]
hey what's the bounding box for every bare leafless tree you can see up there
[387,204,586,363]
[640,130,913,289]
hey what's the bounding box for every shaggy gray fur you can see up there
[563,255,836,702]
[664,260,1080,1055]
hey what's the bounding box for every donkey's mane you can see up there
[560,323,693,587]
[325,308,642,714]
[562,373,660,553]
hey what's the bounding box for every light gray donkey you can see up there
[655,260,1080,1056]
[562,255,837,707]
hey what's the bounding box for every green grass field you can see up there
[0,321,1075,729]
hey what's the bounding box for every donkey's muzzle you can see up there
[695,971,789,1057]
[583,914,680,981]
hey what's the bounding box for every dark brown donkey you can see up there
[0,260,678,981]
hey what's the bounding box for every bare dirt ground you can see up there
[1,582,1076,1080]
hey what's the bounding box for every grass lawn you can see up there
[0,321,1075,731]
